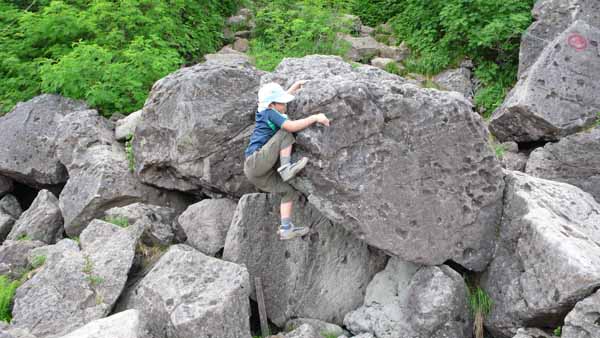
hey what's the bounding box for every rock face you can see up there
[512,328,553,338]
[562,289,600,338]
[11,220,142,338]
[343,265,471,338]
[115,110,142,141]
[132,60,262,197]
[526,126,600,202]
[177,198,237,256]
[433,67,473,100]
[481,171,600,338]
[120,244,251,338]
[0,240,45,280]
[7,190,63,243]
[518,0,600,77]
[0,176,13,197]
[223,193,386,326]
[262,55,504,271]
[0,194,22,242]
[497,142,528,172]
[490,20,600,142]
[58,310,147,338]
[0,94,88,187]
[56,110,190,236]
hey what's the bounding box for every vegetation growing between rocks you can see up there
[0,0,241,117]
[468,285,493,338]
[0,275,20,322]
[104,215,130,228]
[125,133,135,173]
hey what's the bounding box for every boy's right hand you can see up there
[314,113,330,126]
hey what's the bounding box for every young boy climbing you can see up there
[243,81,330,240]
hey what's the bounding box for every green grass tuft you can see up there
[104,215,130,228]
[0,275,20,323]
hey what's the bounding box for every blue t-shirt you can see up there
[244,108,288,157]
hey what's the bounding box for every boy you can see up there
[244,81,330,240]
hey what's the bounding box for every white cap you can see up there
[257,82,295,112]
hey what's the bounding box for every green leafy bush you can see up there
[249,0,352,71]
[0,275,20,323]
[349,0,403,27]
[1,0,241,116]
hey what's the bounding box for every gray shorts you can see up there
[244,129,300,203]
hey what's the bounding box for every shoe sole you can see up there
[278,228,310,240]
[279,157,309,182]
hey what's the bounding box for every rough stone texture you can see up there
[370,57,395,70]
[0,194,22,219]
[0,326,37,338]
[283,324,320,338]
[343,265,471,338]
[379,45,410,62]
[11,219,142,338]
[364,257,420,307]
[115,110,142,141]
[513,328,553,338]
[526,126,600,202]
[7,190,63,244]
[285,319,347,337]
[0,94,88,187]
[119,244,251,338]
[490,20,600,142]
[340,34,383,62]
[104,202,184,245]
[0,240,45,280]
[262,55,504,270]
[177,198,237,256]
[0,214,15,244]
[433,67,473,100]
[204,48,252,65]
[233,38,249,52]
[498,142,529,172]
[0,176,13,197]
[223,193,386,326]
[481,170,600,338]
[58,310,147,338]
[562,289,600,338]
[56,110,190,236]
[518,0,600,77]
[132,59,262,197]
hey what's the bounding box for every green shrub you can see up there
[349,0,403,27]
[104,216,130,228]
[553,326,562,337]
[125,133,135,173]
[249,0,352,71]
[30,255,46,269]
[1,0,241,116]
[0,275,20,323]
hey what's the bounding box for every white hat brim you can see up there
[275,93,295,103]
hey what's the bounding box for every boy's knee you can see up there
[281,190,299,204]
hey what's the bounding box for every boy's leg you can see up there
[244,129,295,178]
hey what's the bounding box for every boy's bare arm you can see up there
[281,113,330,132]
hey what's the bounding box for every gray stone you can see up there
[58,310,147,338]
[481,170,600,338]
[178,198,237,256]
[204,47,252,65]
[234,30,251,39]
[0,213,15,244]
[132,60,262,197]
[104,202,183,245]
[433,67,473,99]
[360,25,375,37]
[379,45,410,62]
[490,20,600,142]
[8,190,63,244]
[0,326,37,338]
[513,328,553,338]
[11,218,142,338]
[526,126,600,202]
[119,244,251,338]
[562,289,600,338]
[263,55,504,270]
[0,194,22,219]
[233,38,249,53]
[518,0,600,77]
[115,110,142,142]
[223,193,386,327]
[370,57,395,70]
[56,110,190,236]
[339,34,383,62]
[498,142,528,172]
[284,324,320,338]
[0,94,88,187]
[0,240,45,280]
[343,265,471,338]
[285,319,347,337]
[364,257,420,307]
[0,176,13,197]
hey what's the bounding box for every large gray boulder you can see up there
[562,289,600,338]
[11,219,142,338]
[58,310,147,338]
[490,20,600,142]
[132,60,262,197]
[177,198,237,256]
[262,55,504,270]
[518,0,600,77]
[339,34,384,63]
[526,126,600,202]
[343,265,471,338]
[223,193,386,326]
[481,170,600,338]
[0,94,88,187]
[119,244,251,338]
[57,110,190,236]
[0,176,13,197]
[0,240,45,280]
[7,190,63,243]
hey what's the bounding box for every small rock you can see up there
[562,289,600,338]
[0,240,45,280]
[285,318,347,337]
[379,45,410,62]
[115,110,142,142]
[233,38,249,53]
[0,194,22,219]
[234,30,251,39]
[284,324,320,338]
[370,57,395,70]
[7,190,63,244]
[360,25,375,37]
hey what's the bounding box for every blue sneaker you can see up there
[278,223,310,240]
